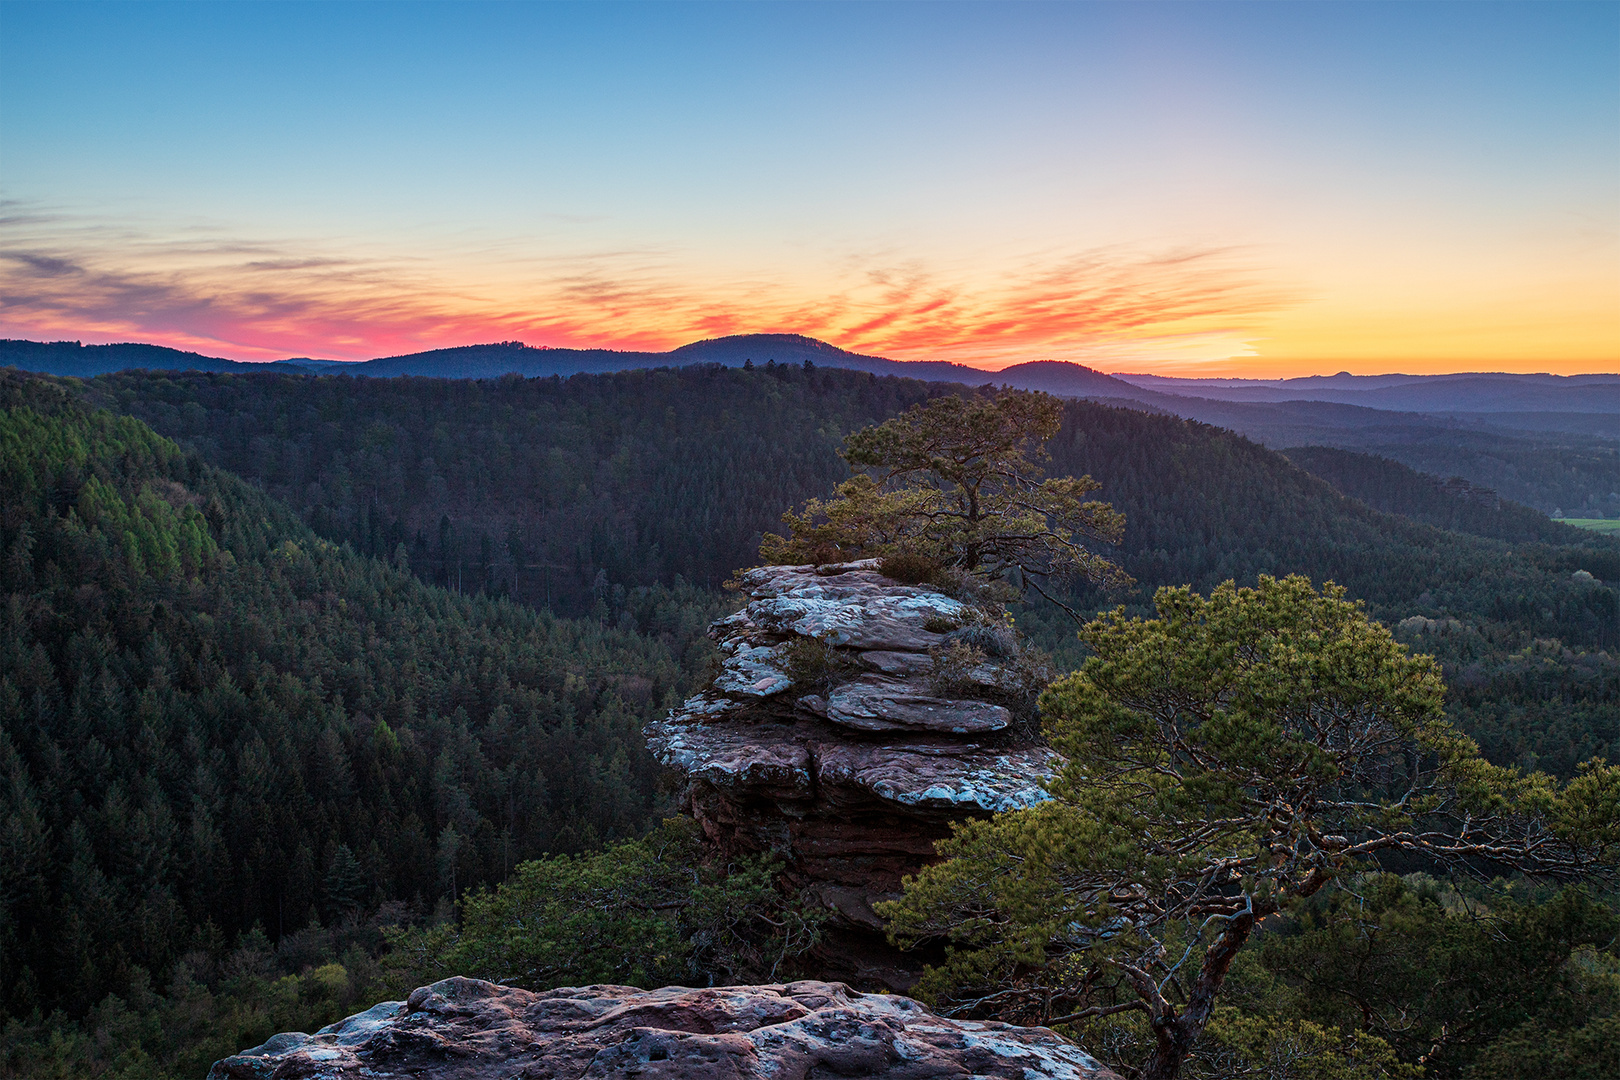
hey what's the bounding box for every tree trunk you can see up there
[963,481,982,570]
[1138,908,1259,1080]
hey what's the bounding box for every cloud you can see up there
[4,251,84,277]
[242,257,353,272]
[0,205,1298,365]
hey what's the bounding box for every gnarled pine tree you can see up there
[880,575,1620,1080]
[760,389,1128,610]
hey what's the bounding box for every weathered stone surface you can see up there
[648,563,1057,991]
[210,977,1120,1080]
[666,691,746,726]
[972,664,1028,693]
[740,563,966,651]
[645,719,813,798]
[712,643,794,699]
[710,608,762,639]
[817,743,1060,813]
[825,674,1011,734]
[860,649,934,676]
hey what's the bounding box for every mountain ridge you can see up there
[5,335,1616,432]
[1117,371,1620,413]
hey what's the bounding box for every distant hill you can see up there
[8,335,1619,488]
[0,339,251,376]
[7,334,1611,417]
[982,359,1148,399]
[352,333,1028,382]
[0,339,346,376]
[1281,445,1587,545]
[1117,370,1620,414]
[0,332,1150,397]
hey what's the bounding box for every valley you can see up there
[2,360,1617,1078]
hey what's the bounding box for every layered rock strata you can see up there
[646,561,1059,990]
[210,977,1120,1080]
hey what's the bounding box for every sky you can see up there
[0,1,1616,376]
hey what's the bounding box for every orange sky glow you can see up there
[3,221,1614,377]
[2,5,1615,378]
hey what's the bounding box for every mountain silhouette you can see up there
[3,334,1613,427]
[0,333,1144,395]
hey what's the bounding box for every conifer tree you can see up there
[881,575,1620,1079]
[761,389,1128,611]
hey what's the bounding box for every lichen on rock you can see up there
[209,977,1121,1080]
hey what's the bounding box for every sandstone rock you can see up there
[816,743,1060,813]
[645,719,813,798]
[644,722,1057,814]
[210,977,1121,1080]
[649,564,1057,991]
[824,674,1011,734]
[859,649,933,676]
[956,660,1030,694]
[740,564,966,651]
[666,691,747,726]
[713,643,794,699]
[711,608,762,640]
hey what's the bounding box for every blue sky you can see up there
[2,1,1615,372]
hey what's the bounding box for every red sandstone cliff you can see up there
[646,561,1058,990]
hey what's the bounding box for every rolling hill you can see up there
[9,333,1619,512]
[1118,370,1620,414]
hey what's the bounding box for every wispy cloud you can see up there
[787,246,1297,366]
[242,257,353,272]
[5,252,85,277]
[0,205,1297,365]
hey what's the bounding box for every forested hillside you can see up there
[57,364,1620,776]
[1281,445,1582,544]
[80,364,934,610]
[0,373,719,1039]
[5,365,1620,1077]
[1364,436,1620,519]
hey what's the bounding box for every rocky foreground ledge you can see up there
[647,561,1060,988]
[209,977,1120,1079]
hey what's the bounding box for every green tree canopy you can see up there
[761,389,1128,609]
[881,575,1620,1079]
[384,818,821,991]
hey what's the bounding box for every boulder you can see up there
[209,977,1121,1080]
[646,562,1057,990]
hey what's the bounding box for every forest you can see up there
[77,362,1620,772]
[2,362,1617,1077]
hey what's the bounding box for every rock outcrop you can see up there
[209,977,1120,1080]
[646,561,1059,989]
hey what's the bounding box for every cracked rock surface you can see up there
[209,977,1120,1080]
[645,562,1058,990]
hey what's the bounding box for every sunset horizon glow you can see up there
[2,2,1615,378]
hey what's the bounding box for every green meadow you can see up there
[1564,518,1620,534]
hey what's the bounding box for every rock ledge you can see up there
[209,977,1120,1079]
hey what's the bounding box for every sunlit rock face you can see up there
[209,977,1121,1080]
[646,561,1058,991]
